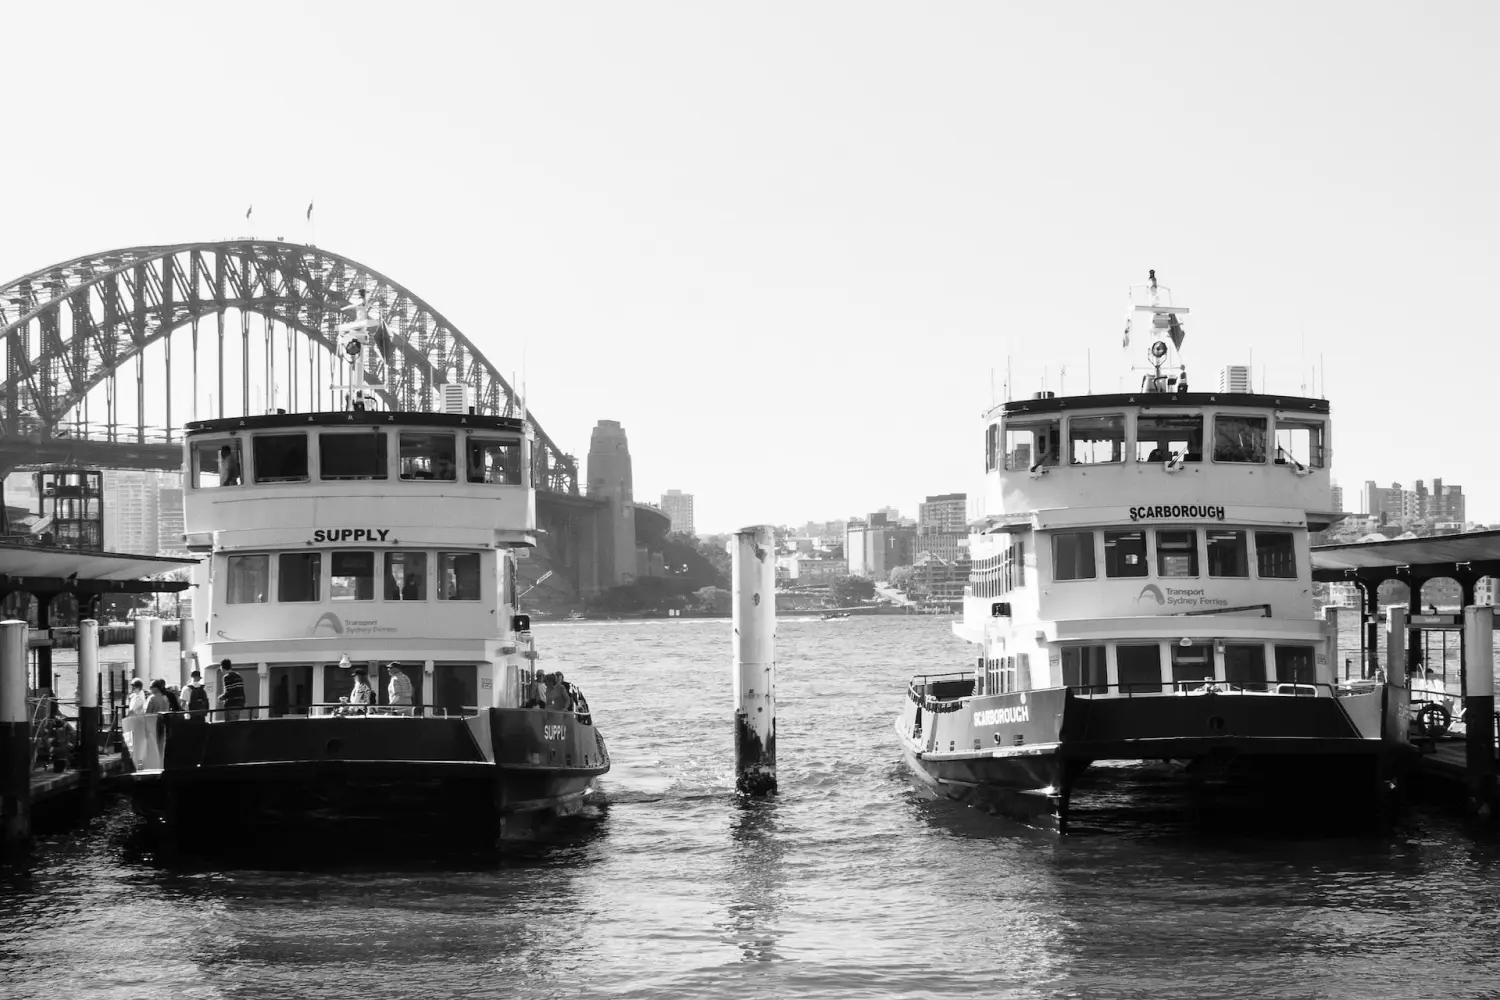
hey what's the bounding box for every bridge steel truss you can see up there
[0,241,578,493]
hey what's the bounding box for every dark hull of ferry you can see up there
[124,708,608,849]
[899,685,1413,832]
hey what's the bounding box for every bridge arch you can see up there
[0,241,577,493]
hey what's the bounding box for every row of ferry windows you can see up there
[225,550,483,604]
[1052,529,1297,581]
[1059,642,1316,693]
[970,541,1026,598]
[191,432,523,488]
[984,414,1325,472]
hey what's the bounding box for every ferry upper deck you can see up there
[980,390,1336,530]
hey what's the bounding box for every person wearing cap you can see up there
[126,678,148,717]
[349,666,373,714]
[387,662,414,716]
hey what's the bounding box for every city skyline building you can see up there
[660,489,695,535]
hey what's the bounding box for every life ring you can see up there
[1415,703,1452,738]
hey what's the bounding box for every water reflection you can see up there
[719,796,786,963]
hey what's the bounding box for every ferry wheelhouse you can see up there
[122,381,607,847]
[897,275,1409,831]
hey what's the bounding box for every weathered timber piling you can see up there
[732,525,776,796]
[1463,605,1496,818]
[78,619,101,811]
[1,620,31,850]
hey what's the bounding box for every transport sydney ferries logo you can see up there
[1136,584,1229,609]
[311,612,395,637]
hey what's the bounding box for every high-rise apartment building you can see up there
[1330,483,1343,513]
[918,493,968,533]
[660,489,695,535]
[1361,477,1465,527]
[1220,365,1252,393]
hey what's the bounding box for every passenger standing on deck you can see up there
[146,680,172,714]
[545,671,571,712]
[349,666,373,713]
[126,679,147,717]
[387,663,414,716]
[525,669,547,709]
[219,658,246,721]
[184,670,210,720]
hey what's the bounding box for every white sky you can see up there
[3,3,1496,532]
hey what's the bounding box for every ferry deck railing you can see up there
[907,673,1357,711]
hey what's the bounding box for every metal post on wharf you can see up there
[732,524,776,797]
[1385,605,1406,682]
[148,616,165,683]
[133,616,152,682]
[178,616,196,689]
[77,619,101,811]
[1463,606,1496,818]
[1,619,31,850]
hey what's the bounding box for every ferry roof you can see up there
[995,391,1330,419]
[1311,529,1500,582]
[185,410,526,435]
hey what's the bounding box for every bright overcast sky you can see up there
[3,3,1496,532]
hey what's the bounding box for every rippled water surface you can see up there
[5,617,1500,999]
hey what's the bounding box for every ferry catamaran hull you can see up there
[898,272,1412,832]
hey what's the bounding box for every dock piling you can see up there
[732,525,776,797]
[77,619,101,811]
[1,619,31,850]
[178,616,196,689]
[149,616,165,682]
[1462,606,1496,818]
[1385,605,1406,681]
[133,616,151,681]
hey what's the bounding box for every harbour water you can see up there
[5,616,1500,999]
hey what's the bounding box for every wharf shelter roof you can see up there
[0,542,195,594]
[1311,529,1500,583]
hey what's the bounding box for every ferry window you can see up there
[1062,646,1108,694]
[253,434,309,483]
[320,431,388,480]
[1052,532,1096,581]
[384,551,428,600]
[1224,644,1268,691]
[278,552,321,602]
[399,432,457,481]
[1206,530,1248,577]
[331,551,376,601]
[192,440,242,488]
[1135,414,1202,463]
[985,423,999,472]
[1274,645,1316,685]
[1275,420,1325,469]
[1003,420,1060,471]
[225,554,269,604]
[1068,415,1125,465]
[1104,530,1148,578]
[431,663,478,714]
[1156,530,1198,577]
[1255,532,1297,578]
[1170,642,1215,689]
[1213,415,1267,464]
[1117,644,1163,693]
[467,438,523,484]
[438,551,482,601]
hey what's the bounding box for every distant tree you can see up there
[888,566,914,590]
[831,575,875,605]
[692,586,732,614]
[826,543,844,560]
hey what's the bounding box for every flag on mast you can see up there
[246,205,252,220]
[306,201,314,220]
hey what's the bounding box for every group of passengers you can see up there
[124,669,216,720]
[522,669,587,714]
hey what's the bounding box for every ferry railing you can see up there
[147,700,593,722]
[908,676,1350,709]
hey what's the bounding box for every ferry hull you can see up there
[898,685,1410,831]
[121,708,609,849]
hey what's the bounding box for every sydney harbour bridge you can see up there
[0,239,665,602]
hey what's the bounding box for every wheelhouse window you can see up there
[1104,530,1148,578]
[278,552,321,602]
[331,551,376,601]
[1068,414,1125,465]
[437,551,482,601]
[1062,645,1108,694]
[1117,644,1163,693]
[1224,644,1268,690]
[1156,530,1198,577]
[253,434,309,482]
[1255,532,1297,578]
[399,432,457,481]
[1135,414,1203,463]
[985,423,1000,472]
[1274,645,1316,685]
[1213,415,1267,464]
[1171,642,1215,689]
[466,437,523,484]
[226,554,269,604]
[320,431,388,480]
[1003,419,1060,471]
[384,551,428,600]
[192,439,242,488]
[1206,529,1248,578]
[1052,531,1096,581]
[1275,419,1325,469]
